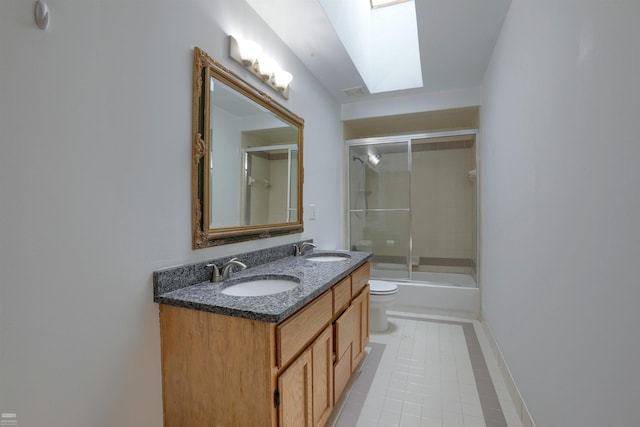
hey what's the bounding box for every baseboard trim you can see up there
[480,316,536,427]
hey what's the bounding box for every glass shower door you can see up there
[348,142,411,279]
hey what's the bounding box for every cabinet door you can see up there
[333,344,351,404]
[334,304,356,361]
[312,326,334,427]
[360,286,370,351]
[351,291,363,369]
[278,348,312,427]
[333,304,356,404]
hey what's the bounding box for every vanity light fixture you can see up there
[228,35,293,99]
[273,70,293,90]
[256,56,277,80]
[235,39,262,66]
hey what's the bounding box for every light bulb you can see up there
[237,39,262,66]
[256,57,278,80]
[274,70,293,90]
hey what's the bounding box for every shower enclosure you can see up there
[347,130,478,287]
[242,144,298,225]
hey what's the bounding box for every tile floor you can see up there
[327,311,524,427]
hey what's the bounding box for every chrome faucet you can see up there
[294,242,316,256]
[206,258,247,282]
[221,258,247,280]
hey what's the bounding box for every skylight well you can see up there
[320,0,423,94]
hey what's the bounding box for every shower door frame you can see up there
[346,129,479,282]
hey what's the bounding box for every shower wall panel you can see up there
[412,144,476,274]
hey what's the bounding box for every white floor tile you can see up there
[333,313,524,427]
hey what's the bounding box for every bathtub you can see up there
[411,271,477,287]
[369,271,480,319]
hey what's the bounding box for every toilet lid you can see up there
[369,280,398,294]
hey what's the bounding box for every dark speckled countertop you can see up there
[154,248,371,323]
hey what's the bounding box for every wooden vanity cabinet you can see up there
[333,285,370,404]
[352,286,370,367]
[333,261,370,404]
[278,345,312,427]
[159,305,278,427]
[311,326,334,426]
[278,325,333,427]
[276,292,333,427]
[158,261,370,427]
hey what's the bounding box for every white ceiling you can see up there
[246,0,511,104]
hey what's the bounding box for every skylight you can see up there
[319,0,423,94]
[370,0,410,9]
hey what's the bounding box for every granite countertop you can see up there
[154,250,371,323]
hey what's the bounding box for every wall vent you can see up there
[343,86,368,97]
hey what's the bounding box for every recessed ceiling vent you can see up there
[343,86,369,97]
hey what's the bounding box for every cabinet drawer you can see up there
[277,290,332,367]
[332,276,351,315]
[351,262,370,296]
[334,304,356,360]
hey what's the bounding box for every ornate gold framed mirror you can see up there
[192,47,304,248]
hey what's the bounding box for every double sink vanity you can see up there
[154,47,371,426]
[154,241,372,427]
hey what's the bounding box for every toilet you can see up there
[368,280,398,332]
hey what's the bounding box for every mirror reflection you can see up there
[209,77,299,228]
[192,47,304,248]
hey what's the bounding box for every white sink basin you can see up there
[305,253,352,262]
[221,276,299,297]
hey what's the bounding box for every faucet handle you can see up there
[206,263,221,282]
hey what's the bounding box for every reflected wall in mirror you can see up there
[192,47,304,248]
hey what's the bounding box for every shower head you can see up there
[352,153,382,167]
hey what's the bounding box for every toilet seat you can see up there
[369,280,398,295]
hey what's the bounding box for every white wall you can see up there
[0,1,343,425]
[480,1,640,426]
